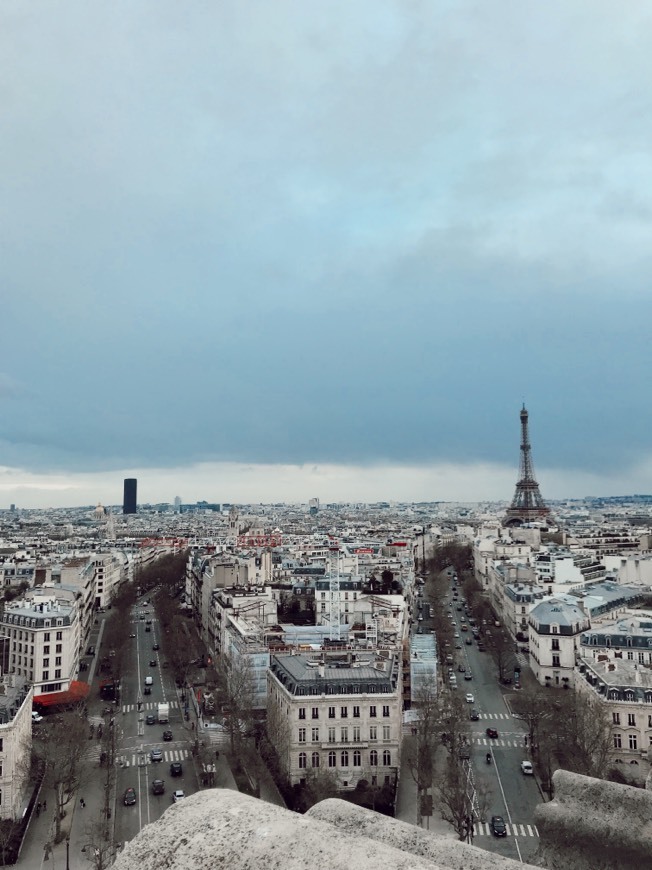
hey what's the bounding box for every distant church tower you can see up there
[503,405,551,527]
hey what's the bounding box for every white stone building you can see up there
[0,674,32,820]
[528,596,590,688]
[267,650,402,791]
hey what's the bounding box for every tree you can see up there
[511,684,553,750]
[556,693,613,780]
[80,816,117,870]
[264,694,292,791]
[486,629,513,682]
[215,652,256,755]
[32,708,89,842]
[436,754,474,840]
[294,767,339,813]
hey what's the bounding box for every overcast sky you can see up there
[2,1,652,508]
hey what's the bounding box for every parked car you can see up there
[486,728,499,739]
[123,787,137,806]
[32,711,43,723]
[491,815,507,837]
[464,672,472,681]
[521,761,534,775]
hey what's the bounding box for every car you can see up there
[456,605,463,611]
[146,619,152,624]
[465,693,474,704]
[152,643,160,651]
[144,685,152,695]
[145,676,153,686]
[458,664,466,673]
[470,709,480,721]
[172,789,185,802]
[123,787,137,806]
[150,748,163,762]
[149,659,157,667]
[465,638,473,645]
[491,815,507,837]
[163,730,173,741]
[146,714,156,725]
[417,615,423,621]
[477,643,486,651]
[32,711,43,723]
[86,645,95,656]
[152,779,165,795]
[486,728,499,739]
[145,625,151,632]
[501,677,512,685]
[130,633,136,638]
[455,643,462,649]
[521,760,533,775]
[464,672,473,681]
[170,762,183,777]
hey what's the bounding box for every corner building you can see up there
[267,651,401,791]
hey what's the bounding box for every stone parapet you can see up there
[112,790,539,870]
[534,769,652,870]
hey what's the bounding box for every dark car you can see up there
[146,714,156,725]
[491,816,507,837]
[486,728,499,739]
[470,709,480,721]
[123,787,137,806]
[152,779,165,795]
[163,729,173,741]
[86,645,95,656]
[152,643,160,651]
[149,659,157,667]
[145,625,151,632]
[144,685,152,695]
[170,762,183,777]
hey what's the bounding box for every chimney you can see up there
[318,664,325,679]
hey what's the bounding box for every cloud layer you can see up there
[1,2,651,503]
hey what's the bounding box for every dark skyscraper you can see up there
[123,478,137,515]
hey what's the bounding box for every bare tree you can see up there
[486,629,513,683]
[557,692,613,780]
[80,815,116,870]
[511,684,553,749]
[436,754,474,840]
[264,693,292,789]
[215,652,256,755]
[32,709,89,842]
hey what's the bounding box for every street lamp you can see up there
[66,836,70,870]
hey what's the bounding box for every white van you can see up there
[145,676,153,686]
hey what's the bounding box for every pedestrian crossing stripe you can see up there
[474,823,539,838]
[117,748,190,767]
[121,701,179,713]
[473,738,526,748]
[478,713,511,719]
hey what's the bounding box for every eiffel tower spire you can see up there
[503,404,551,527]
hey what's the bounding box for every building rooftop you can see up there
[270,651,398,695]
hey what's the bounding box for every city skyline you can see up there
[2,3,652,507]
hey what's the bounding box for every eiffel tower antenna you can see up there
[503,404,551,527]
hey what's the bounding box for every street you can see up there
[418,570,543,864]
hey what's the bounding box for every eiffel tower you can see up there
[503,405,551,527]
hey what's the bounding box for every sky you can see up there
[1,1,652,508]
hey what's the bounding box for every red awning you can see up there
[34,680,90,707]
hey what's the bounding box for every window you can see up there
[311,728,319,743]
[382,750,391,766]
[551,639,559,651]
[370,706,377,718]
[298,752,307,769]
[353,750,361,767]
[56,644,62,654]
[629,734,638,750]
[298,728,306,744]
[311,752,320,768]
[341,727,348,743]
[0,739,3,753]
[369,726,377,741]
[370,750,378,766]
[311,707,319,720]
[627,651,634,661]
[340,751,349,767]
[328,751,336,768]
[340,706,348,718]
[42,671,49,681]
[299,708,306,720]
[329,706,336,719]
[56,631,62,641]
[613,712,620,725]
[353,726,361,743]
[43,659,50,668]
[55,669,61,679]
[613,734,622,749]
[648,715,652,728]
[552,655,560,668]
[353,706,360,718]
[55,657,61,667]
[382,705,390,718]
[383,725,391,741]
[44,633,50,642]
[328,727,336,744]
[628,714,636,727]
[43,646,50,655]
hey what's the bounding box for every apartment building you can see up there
[0,675,32,820]
[0,586,81,697]
[267,650,402,791]
[528,596,590,688]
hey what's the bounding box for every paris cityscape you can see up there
[2,2,652,869]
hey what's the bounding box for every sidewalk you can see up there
[395,737,457,838]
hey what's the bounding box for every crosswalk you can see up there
[474,713,514,720]
[473,822,539,838]
[472,737,527,748]
[117,748,190,767]
[121,701,180,713]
